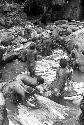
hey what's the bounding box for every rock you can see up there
[12,36,27,44]
[0,30,15,46]
[72,29,84,51]
[5,17,13,28]
[52,27,60,37]
[54,20,68,25]
[0,16,5,26]
[65,28,84,71]
[65,28,84,52]
[66,27,72,35]
[14,45,23,52]
[23,41,35,49]
[2,52,19,64]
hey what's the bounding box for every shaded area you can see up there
[1,60,27,81]
[79,0,84,20]
[72,70,84,82]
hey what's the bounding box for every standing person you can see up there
[26,42,37,77]
[0,92,9,125]
[52,58,72,100]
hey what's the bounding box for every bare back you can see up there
[26,49,37,66]
[55,67,70,92]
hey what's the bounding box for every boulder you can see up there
[65,28,84,72]
[65,28,84,52]
[2,52,19,64]
[54,20,68,25]
[0,30,15,46]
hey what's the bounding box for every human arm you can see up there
[34,49,37,61]
[66,67,73,82]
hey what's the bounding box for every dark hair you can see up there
[59,58,67,68]
[73,44,79,49]
[30,43,36,50]
[37,76,44,85]
[71,52,76,58]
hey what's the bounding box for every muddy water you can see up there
[72,70,84,82]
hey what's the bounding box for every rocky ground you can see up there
[0,2,84,125]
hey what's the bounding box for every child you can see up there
[21,42,37,77]
[54,58,72,98]
[26,42,37,77]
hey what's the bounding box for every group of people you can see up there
[0,42,44,125]
[0,41,84,125]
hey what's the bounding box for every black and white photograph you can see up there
[0,0,84,125]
